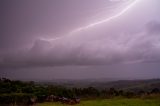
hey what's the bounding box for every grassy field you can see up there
[36,98,160,106]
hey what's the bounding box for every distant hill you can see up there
[37,79,160,92]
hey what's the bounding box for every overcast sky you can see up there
[0,0,160,80]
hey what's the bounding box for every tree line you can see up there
[0,78,160,105]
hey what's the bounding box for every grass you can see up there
[36,98,160,106]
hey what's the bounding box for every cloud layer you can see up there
[1,21,160,68]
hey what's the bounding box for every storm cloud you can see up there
[1,21,160,68]
[0,0,160,79]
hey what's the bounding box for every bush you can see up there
[0,93,34,105]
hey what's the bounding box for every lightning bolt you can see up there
[41,0,139,41]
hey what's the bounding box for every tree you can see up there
[151,88,160,94]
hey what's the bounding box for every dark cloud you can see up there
[1,0,160,79]
[1,21,160,68]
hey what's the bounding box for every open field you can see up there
[36,98,160,106]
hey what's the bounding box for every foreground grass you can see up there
[36,98,160,106]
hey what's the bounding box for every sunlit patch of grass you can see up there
[36,98,160,106]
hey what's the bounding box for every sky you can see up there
[0,0,160,80]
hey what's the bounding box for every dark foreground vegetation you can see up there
[0,78,160,106]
